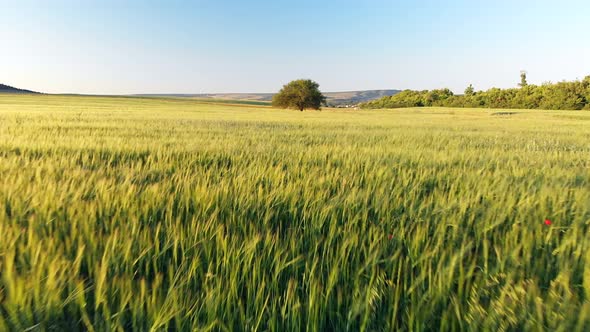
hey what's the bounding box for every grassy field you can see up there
[0,94,589,331]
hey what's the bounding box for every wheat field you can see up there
[0,94,589,331]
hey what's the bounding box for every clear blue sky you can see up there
[2,0,589,94]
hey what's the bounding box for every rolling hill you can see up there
[0,84,39,94]
[137,90,401,106]
[0,84,400,106]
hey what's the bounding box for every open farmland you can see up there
[1,95,589,330]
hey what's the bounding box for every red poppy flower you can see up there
[388,234,394,240]
[544,219,552,226]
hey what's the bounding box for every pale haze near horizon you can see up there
[1,0,589,95]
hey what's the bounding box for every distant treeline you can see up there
[360,75,590,110]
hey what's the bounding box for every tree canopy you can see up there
[519,71,528,88]
[272,79,326,111]
[361,75,590,111]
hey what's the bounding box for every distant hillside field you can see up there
[1,94,589,330]
[0,84,39,94]
[137,89,400,106]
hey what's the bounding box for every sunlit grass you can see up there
[0,94,589,330]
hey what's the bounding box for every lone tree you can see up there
[464,84,475,96]
[519,70,528,87]
[272,79,326,111]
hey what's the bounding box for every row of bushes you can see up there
[360,76,590,110]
